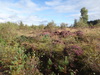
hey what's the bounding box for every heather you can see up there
[0,21,100,75]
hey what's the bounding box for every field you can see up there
[0,22,100,75]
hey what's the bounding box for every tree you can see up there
[19,21,24,29]
[73,19,77,27]
[88,19,100,26]
[75,19,88,27]
[19,21,24,26]
[45,21,56,30]
[80,7,88,23]
[60,22,68,29]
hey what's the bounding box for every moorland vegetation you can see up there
[0,7,100,75]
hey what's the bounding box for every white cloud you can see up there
[0,12,48,25]
[22,15,48,25]
[45,0,61,6]
[0,0,48,25]
[45,0,100,21]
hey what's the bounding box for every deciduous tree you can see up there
[80,7,88,23]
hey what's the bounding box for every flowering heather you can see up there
[75,30,84,36]
[70,45,83,56]
[54,31,60,35]
[54,31,74,37]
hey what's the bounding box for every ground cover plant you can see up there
[0,21,100,75]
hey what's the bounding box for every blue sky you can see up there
[0,0,100,25]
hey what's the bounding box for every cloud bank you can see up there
[0,0,100,25]
[0,0,48,25]
[45,0,100,21]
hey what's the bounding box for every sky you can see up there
[0,0,100,25]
